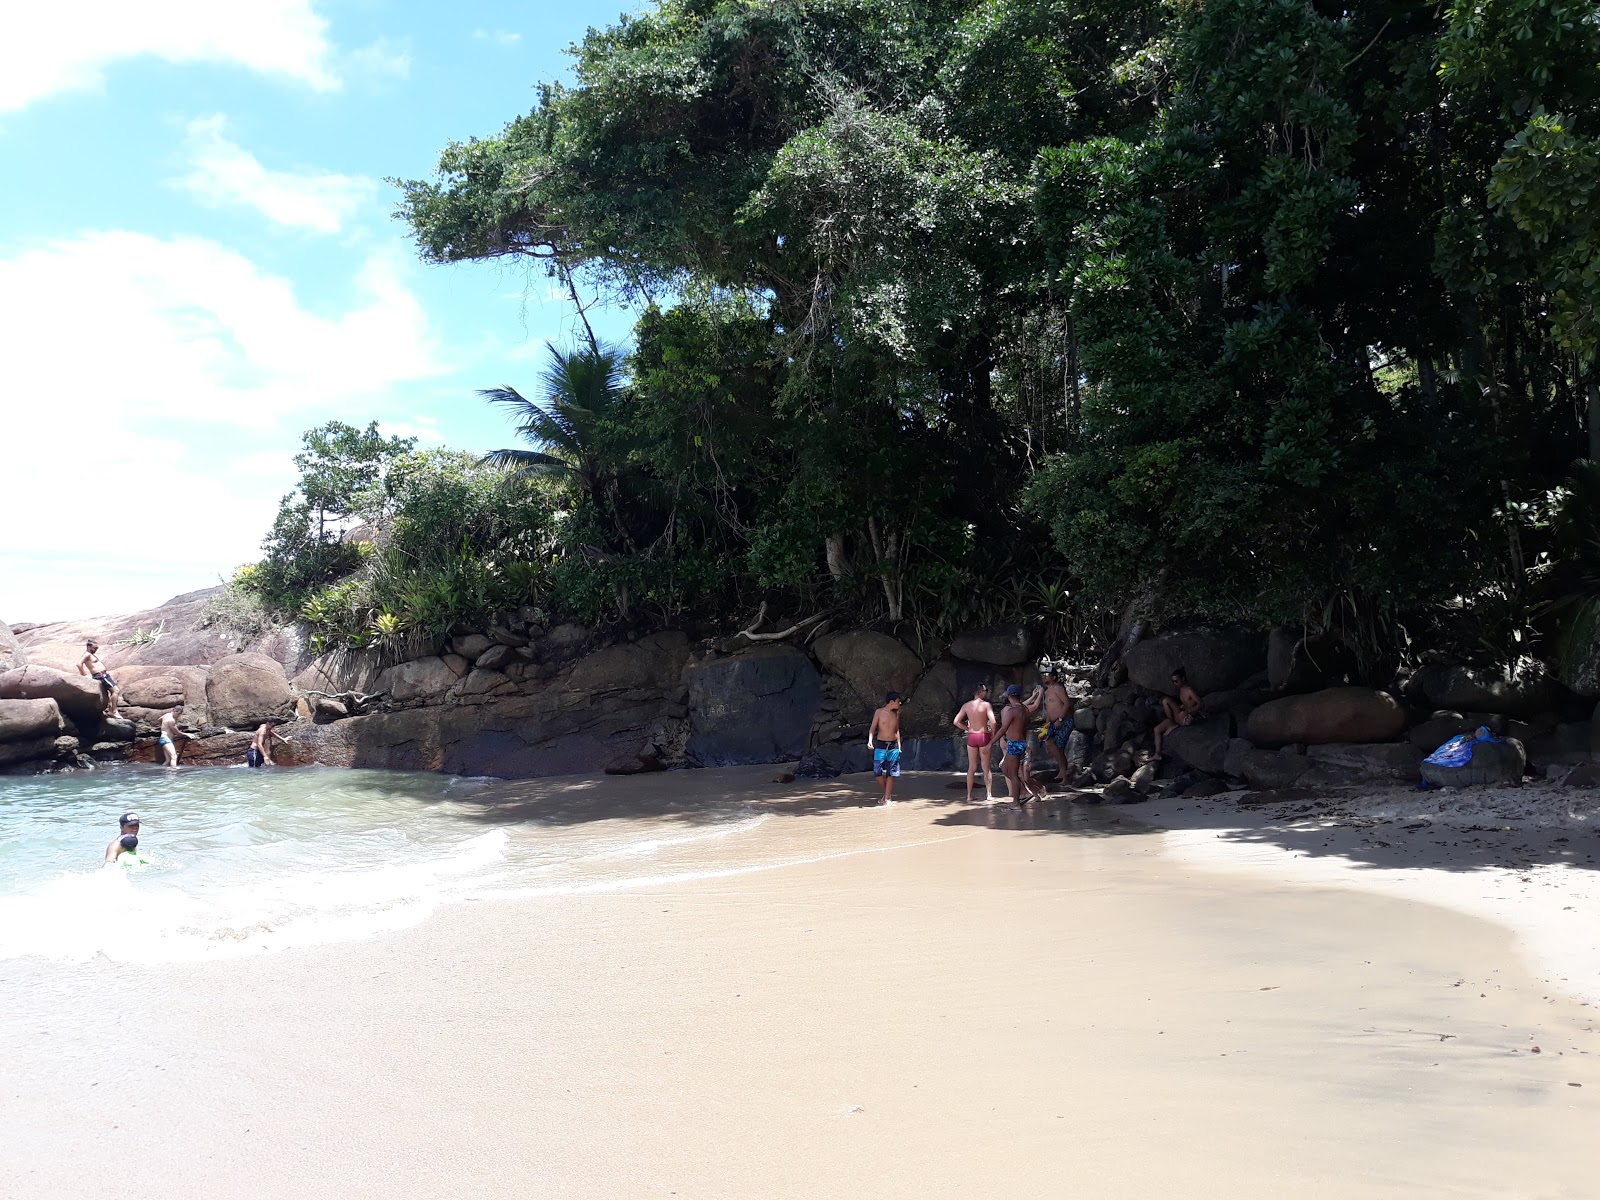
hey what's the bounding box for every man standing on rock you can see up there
[952,683,998,803]
[997,684,1047,805]
[867,692,904,805]
[158,705,199,768]
[78,639,120,720]
[1040,667,1076,787]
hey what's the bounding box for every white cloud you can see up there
[472,30,523,47]
[0,0,339,113]
[348,37,412,82]
[177,115,376,234]
[0,232,445,619]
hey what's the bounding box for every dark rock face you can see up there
[685,645,823,766]
[1420,737,1526,787]
[812,631,922,710]
[949,624,1040,666]
[1407,713,1480,752]
[1125,629,1267,696]
[0,665,105,723]
[1161,719,1233,774]
[1244,687,1406,747]
[1410,664,1562,717]
[205,654,295,728]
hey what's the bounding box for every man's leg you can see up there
[982,745,996,801]
[966,745,979,803]
[1001,752,1019,801]
[1153,718,1174,760]
[1045,733,1068,788]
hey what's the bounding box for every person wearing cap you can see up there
[104,812,141,864]
[867,691,905,804]
[1040,667,1076,785]
[997,682,1047,804]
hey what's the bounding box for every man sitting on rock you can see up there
[1152,667,1203,762]
[158,705,199,768]
[78,639,120,720]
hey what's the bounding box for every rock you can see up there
[0,698,64,743]
[204,653,295,728]
[487,624,530,648]
[813,630,923,710]
[130,729,256,768]
[376,657,459,704]
[949,624,1040,667]
[475,644,517,671]
[1103,777,1138,804]
[0,665,106,723]
[1125,628,1267,696]
[95,716,137,742]
[1182,777,1228,798]
[1561,761,1600,788]
[1243,687,1406,747]
[0,620,24,672]
[312,696,350,724]
[1267,629,1360,694]
[442,653,470,679]
[565,633,690,694]
[0,735,61,767]
[1407,712,1478,751]
[603,752,666,775]
[1420,737,1526,787]
[796,749,842,779]
[451,634,492,661]
[539,623,590,661]
[1235,748,1314,789]
[457,668,515,698]
[1520,720,1594,768]
[1303,742,1424,780]
[1553,604,1600,697]
[1162,719,1232,774]
[119,672,186,710]
[290,652,383,697]
[1411,664,1562,717]
[1066,729,1091,767]
[1129,761,1159,794]
[685,645,823,766]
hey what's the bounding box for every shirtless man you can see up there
[867,691,904,805]
[952,683,998,803]
[158,705,199,768]
[247,720,285,768]
[1152,667,1204,761]
[77,639,120,719]
[104,812,141,863]
[1040,667,1076,786]
[997,683,1047,804]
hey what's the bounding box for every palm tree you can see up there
[480,343,640,549]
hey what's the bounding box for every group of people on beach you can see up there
[866,666,1082,806]
[76,639,284,769]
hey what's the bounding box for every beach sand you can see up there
[4,767,1598,1199]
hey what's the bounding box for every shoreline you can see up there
[5,767,1599,1198]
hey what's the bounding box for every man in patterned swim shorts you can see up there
[867,691,904,805]
[1040,667,1076,786]
[997,683,1046,805]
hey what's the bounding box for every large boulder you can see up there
[1407,713,1480,752]
[1303,742,1424,780]
[205,653,294,728]
[376,657,459,705]
[1161,719,1233,774]
[813,630,923,710]
[0,698,64,743]
[1420,737,1526,787]
[949,624,1040,667]
[1243,687,1406,747]
[0,621,24,672]
[565,632,689,694]
[0,665,105,723]
[1410,664,1562,717]
[1267,628,1358,694]
[685,645,823,766]
[1125,629,1267,696]
[0,736,63,767]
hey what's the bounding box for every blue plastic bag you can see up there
[1423,726,1498,768]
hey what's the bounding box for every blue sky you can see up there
[0,1,636,623]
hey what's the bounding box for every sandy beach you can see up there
[5,766,1599,1199]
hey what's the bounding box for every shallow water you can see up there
[0,765,763,962]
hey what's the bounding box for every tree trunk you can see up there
[825,533,848,581]
[865,517,903,622]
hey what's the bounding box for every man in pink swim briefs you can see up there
[952,682,998,803]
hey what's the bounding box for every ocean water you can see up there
[0,765,766,963]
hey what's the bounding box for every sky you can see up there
[0,0,637,624]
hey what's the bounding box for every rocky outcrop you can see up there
[1420,737,1526,787]
[0,665,105,724]
[1161,719,1234,774]
[812,630,922,709]
[1125,629,1266,695]
[0,698,64,743]
[1243,687,1406,747]
[686,645,822,766]
[1409,664,1562,718]
[205,653,295,728]
[0,620,24,673]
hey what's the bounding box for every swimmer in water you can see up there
[104,812,141,864]
[106,833,140,866]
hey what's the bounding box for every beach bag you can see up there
[1422,726,1497,769]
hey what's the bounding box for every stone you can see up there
[118,672,187,710]
[487,625,530,648]
[1103,777,1138,804]
[1243,687,1406,747]
[1161,719,1233,774]
[0,620,24,672]
[949,623,1041,667]
[376,657,459,704]
[442,653,470,679]
[0,665,106,723]
[1419,737,1526,787]
[539,623,590,660]
[475,644,517,671]
[95,716,137,742]
[1407,713,1478,751]
[1411,664,1562,717]
[1235,748,1315,790]
[0,698,64,743]
[1066,729,1091,767]
[0,735,61,766]
[812,630,923,710]
[451,634,492,660]
[1303,742,1424,780]
[603,751,666,775]
[1182,778,1228,798]
[290,652,383,697]
[1129,761,1159,794]
[1520,721,1593,768]
[1267,629,1359,694]
[312,696,350,724]
[457,668,515,698]
[1561,761,1600,788]
[204,653,295,728]
[130,729,256,768]
[1124,629,1267,696]
[685,645,823,766]
[565,633,690,694]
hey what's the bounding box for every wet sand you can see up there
[5,767,1599,1198]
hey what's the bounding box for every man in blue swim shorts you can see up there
[997,683,1046,805]
[867,691,904,805]
[1040,667,1076,784]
